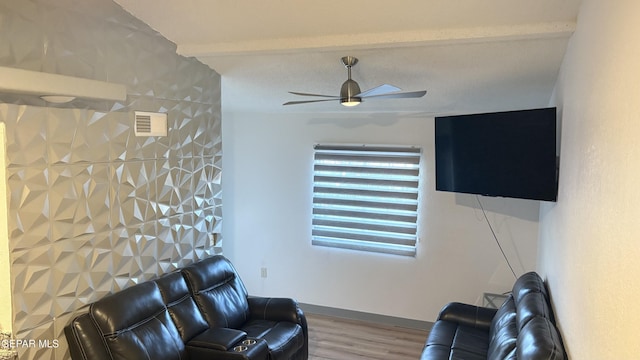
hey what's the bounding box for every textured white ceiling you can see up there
[115,0,583,115]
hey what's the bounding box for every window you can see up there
[312,145,421,256]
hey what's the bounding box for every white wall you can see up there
[539,0,640,358]
[223,110,540,321]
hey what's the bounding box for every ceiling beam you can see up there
[178,22,576,57]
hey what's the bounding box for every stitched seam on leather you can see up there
[263,298,273,319]
[155,314,186,360]
[130,328,151,360]
[195,274,234,294]
[545,319,558,360]
[165,293,191,308]
[88,308,115,359]
[474,307,479,328]
[266,322,290,352]
[70,325,91,360]
[198,286,229,327]
[96,308,168,337]
[451,325,460,352]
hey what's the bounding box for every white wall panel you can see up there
[0,1,222,358]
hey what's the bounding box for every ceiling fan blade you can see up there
[283,98,341,106]
[357,84,401,98]
[288,91,340,98]
[364,90,427,100]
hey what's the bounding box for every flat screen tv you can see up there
[435,107,558,201]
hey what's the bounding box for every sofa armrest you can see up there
[187,328,247,351]
[247,296,309,359]
[437,302,497,330]
[247,296,303,324]
[65,313,111,360]
[187,335,269,360]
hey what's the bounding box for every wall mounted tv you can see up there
[435,107,558,201]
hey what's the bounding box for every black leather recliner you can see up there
[181,256,308,360]
[420,272,566,360]
[64,255,308,360]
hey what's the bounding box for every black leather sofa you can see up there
[64,255,308,360]
[421,272,566,360]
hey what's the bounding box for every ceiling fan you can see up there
[283,56,427,107]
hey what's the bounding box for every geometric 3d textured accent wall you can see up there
[0,1,222,359]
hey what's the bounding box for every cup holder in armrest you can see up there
[232,338,258,352]
[231,338,268,359]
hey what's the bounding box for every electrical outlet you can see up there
[260,267,268,278]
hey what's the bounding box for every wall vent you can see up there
[134,111,167,137]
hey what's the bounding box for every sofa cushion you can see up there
[423,345,488,360]
[182,256,251,329]
[420,344,453,360]
[516,292,552,330]
[449,348,490,360]
[487,318,517,360]
[451,325,491,357]
[89,281,186,360]
[487,295,517,360]
[489,295,515,337]
[423,319,491,358]
[155,271,210,342]
[517,316,566,360]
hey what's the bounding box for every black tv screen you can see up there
[435,107,558,201]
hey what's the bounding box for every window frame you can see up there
[311,144,422,257]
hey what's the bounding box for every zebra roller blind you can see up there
[312,145,421,256]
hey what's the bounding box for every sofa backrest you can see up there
[155,271,210,342]
[488,295,517,359]
[516,316,566,360]
[88,281,187,360]
[512,272,556,325]
[181,255,251,329]
[487,272,565,360]
[512,272,549,304]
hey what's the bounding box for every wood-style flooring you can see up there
[306,313,430,360]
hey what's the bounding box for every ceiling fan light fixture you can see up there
[340,77,361,107]
[341,97,361,107]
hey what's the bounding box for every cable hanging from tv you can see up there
[475,195,518,280]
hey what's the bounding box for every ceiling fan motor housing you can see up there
[341,79,361,105]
